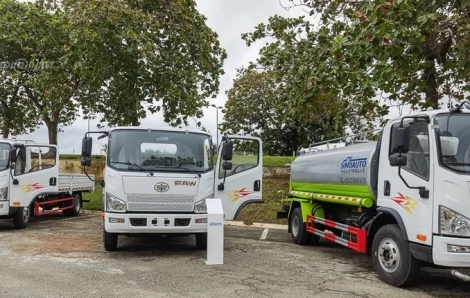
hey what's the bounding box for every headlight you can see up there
[0,187,7,201]
[106,192,126,212]
[194,195,213,213]
[440,206,470,236]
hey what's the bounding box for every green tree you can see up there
[0,0,226,144]
[66,0,227,128]
[0,0,87,144]
[0,78,39,138]
[221,68,349,156]
[247,0,470,116]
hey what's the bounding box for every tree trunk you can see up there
[47,121,58,145]
[423,59,440,109]
[131,115,139,126]
[2,128,9,139]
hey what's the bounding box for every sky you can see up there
[11,0,309,155]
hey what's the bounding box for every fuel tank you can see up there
[290,142,378,200]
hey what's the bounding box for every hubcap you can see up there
[23,207,30,223]
[75,196,80,212]
[292,216,300,238]
[378,238,401,273]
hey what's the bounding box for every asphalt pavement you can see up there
[0,211,468,298]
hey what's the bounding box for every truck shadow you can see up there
[102,234,210,259]
[312,240,470,295]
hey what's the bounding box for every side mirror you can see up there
[390,123,411,154]
[389,154,407,167]
[221,140,233,161]
[10,148,17,163]
[81,157,91,167]
[222,161,232,171]
[81,136,93,157]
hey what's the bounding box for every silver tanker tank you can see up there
[290,141,378,201]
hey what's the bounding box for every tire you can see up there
[103,228,118,251]
[290,207,311,245]
[371,224,420,287]
[63,193,81,217]
[13,207,30,229]
[195,233,207,250]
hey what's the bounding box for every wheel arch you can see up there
[287,200,324,233]
[365,207,408,253]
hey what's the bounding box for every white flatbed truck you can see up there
[0,139,94,229]
[80,127,263,251]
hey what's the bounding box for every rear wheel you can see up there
[372,224,420,287]
[290,207,311,245]
[13,207,30,229]
[103,228,118,251]
[63,193,81,216]
[195,233,207,249]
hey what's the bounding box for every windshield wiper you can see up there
[445,162,470,166]
[110,161,152,174]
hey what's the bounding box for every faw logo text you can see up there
[175,181,197,186]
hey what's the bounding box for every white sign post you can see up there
[205,198,224,265]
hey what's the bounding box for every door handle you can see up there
[384,180,390,196]
[49,177,57,186]
[254,180,260,191]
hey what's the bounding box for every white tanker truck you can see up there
[278,103,470,287]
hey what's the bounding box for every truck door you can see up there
[378,118,434,246]
[215,136,263,220]
[10,145,59,207]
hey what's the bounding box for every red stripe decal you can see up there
[324,232,336,242]
[324,219,336,228]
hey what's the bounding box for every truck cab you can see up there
[81,127,263,251]
[278,102,470,287]
[0,139,94,229]
[379,106,470,279]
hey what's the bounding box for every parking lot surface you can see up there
[0,211,469,298]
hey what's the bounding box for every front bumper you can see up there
[104,212,208,234]
[433,235,470,267]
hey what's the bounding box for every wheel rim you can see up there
[292,216,300,238]
[23,208,30,223]
[74,196,80,212]
[377,237,401,273]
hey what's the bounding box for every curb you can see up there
[225,221,288,230]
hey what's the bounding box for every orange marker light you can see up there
[417,234,427,241]
[13,202,20,206]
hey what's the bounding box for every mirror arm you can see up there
[397,166,429,199]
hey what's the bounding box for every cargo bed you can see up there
[58,173,95,194]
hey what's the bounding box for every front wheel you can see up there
[371,224,420,287]
[13,207,30,229]
[195,233,207,249]
[103,228,118,251]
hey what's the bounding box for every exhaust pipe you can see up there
[451,270,470,282]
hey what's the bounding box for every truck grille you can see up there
[126,194,195,212]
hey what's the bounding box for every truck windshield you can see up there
[107,129,213,173]
[0,143,10,170]
[435,113,470,174]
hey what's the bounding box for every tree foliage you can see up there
[262,0,470,112]
[0,0,226,144]
[221,68,348,155]
[63,0,227,128]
